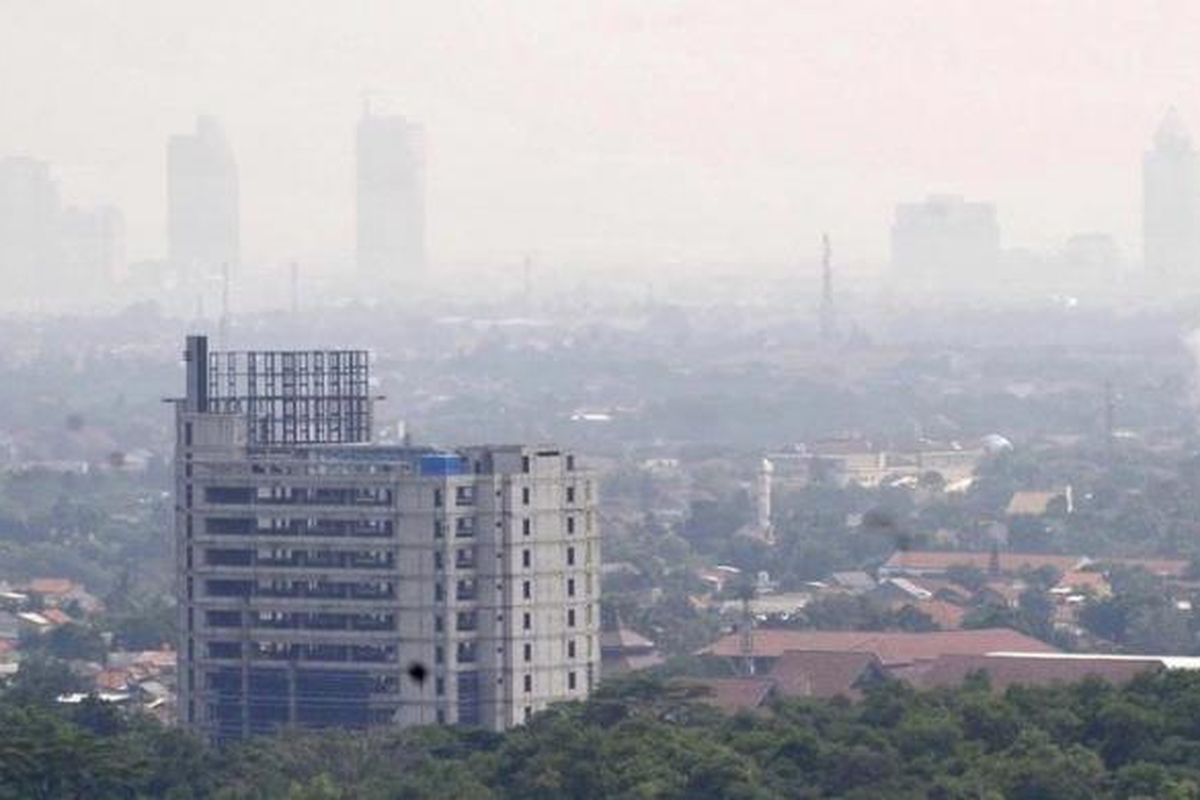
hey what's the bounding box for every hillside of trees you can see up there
[8,663,1200,798]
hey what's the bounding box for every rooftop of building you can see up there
[701,627,1056,665]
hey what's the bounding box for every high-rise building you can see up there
[168,116,240,283]
[356,109,425,280]
[0,157,61,299]
[891,195,999,294]
[174,335,598,740]
[61,204,125,288]
[1143,109,1200,281]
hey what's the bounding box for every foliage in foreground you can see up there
[8,670,1200,798]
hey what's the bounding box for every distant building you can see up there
[356,108,425,281]
[61,205,125,288]
[767,439,984,489]
[0,157,61,299]
[891,194,999,294]
[0,158,125,304]
[168,116,240,284]
[1143,109,1200,282]
[1060,233,1120,287]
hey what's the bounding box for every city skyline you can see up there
[5,2,1200,271]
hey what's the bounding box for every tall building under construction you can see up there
[174,335,599,740]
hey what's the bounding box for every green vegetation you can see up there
[0,468,170,596]
[11,667,1200,798]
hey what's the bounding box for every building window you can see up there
[566,454,575,471]
[184,422,193,446]
[522,580,532,600]
[567,578,575,597]
[522,455,530,473]
[435,646,444,664]
[567,516,575,534]
[568,639,576,659]
[567,608,576,628]
[436,677,445,696]
[568,671,577,690]
[566,486,575,503]
[435,615,444,632]
[455,485,475,506]
[523,612,531,630]
[434,488,444,508]
[522,487,531,505]
[434,551,444,570]
[524,643,532,662]
[522,549,531,568]
[524,706,532,721]
[566,547,575,566]
[436,709,445,724]
[522,518,531,536]
[524,674,532,693]
[434,520,445,539]
[434,583,445,602]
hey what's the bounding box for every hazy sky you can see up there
[4,0,1200,272]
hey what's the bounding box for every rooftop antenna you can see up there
[819,233,836,343]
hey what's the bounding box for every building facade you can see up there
[175,336,598,740]
[356,109,426,281]
[168,116,240,284]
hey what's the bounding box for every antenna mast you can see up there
[819,233,836,343]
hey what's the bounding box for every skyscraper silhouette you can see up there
[1143,108,1200,282]
[356,106,425,281]
[168,116,240,285]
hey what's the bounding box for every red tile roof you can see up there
[27,578,76,595]
[41,609,72,626]
[702,628,1056,665]
[912,654,1162,691]
[688,678,775,714]
[768,650,882,700]
[882,551,1189,579]
[907,599,967,630]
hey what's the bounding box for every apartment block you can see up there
[174,335,599,740]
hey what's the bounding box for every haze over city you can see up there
[5,1,1200,276]
[13,4,1200,797]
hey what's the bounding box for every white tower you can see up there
[757,458,774,537]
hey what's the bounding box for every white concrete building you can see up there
[174,335,598,740]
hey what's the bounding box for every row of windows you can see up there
[206,578,395,600]
[205,486,394,507]
[207,641,396,663]
[521,578,579,599]
[519,671,578,693]
[204,547,394,570]
[520,545,578,567]
[205,609,396,632]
